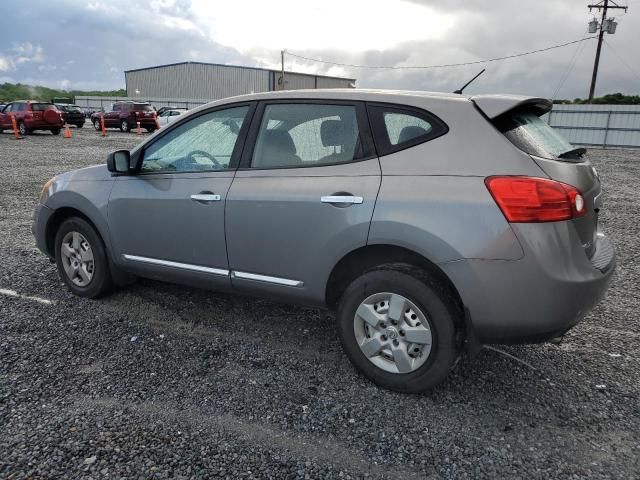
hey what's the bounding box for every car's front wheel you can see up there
[93,119,101,131]
[337,268,460,393]
[54,217,113,298]
[120,120,130,132]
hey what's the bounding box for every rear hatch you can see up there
[473,96,601,260]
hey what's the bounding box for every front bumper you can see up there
[32,203,54,258]
[441,222,616,344]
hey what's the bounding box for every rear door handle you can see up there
[190,193,221,203]
[321,195,363,205]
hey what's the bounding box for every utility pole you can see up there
[587,0,628,102]
[281,50,286,91]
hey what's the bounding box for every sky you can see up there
[0,0,638,99]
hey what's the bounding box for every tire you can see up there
[76,123,84,128]
[337,268,459,393]
[120,120,130,132]
[54,217,113,298]
[51,128,61,135]
[18,121,28,136]
[146,126,156,133]
[93,119,101,131]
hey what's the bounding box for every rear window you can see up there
[132,103,153,112]
[494,110,575,160]
[31,103,55,111]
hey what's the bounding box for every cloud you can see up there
[0,0,637,99]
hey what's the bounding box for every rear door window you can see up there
[31,103,53,111]
[368,104,448,156]
[250,103,369,169]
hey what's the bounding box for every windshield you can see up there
[495,110,575,160]
[132,104,153,111]
[31,103,55,111]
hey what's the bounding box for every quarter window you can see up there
[368,104,448,156]
[141,106,249,173]
[251,104,363,168]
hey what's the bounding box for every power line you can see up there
[552,30,591,99]
[285,37,597,70]
[603,38,640,83]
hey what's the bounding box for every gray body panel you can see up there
[33,88,616,345]
[226,159,381,305]
[109,172,234,291]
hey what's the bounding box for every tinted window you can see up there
[31,103,54,111]
[4,104,13,112]
[132,103,153,112]
[368,104,448,156]
[494,110,575,160]
[251,104,363,168]
[141,106,249,173]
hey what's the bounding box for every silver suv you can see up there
[32,90,615,392]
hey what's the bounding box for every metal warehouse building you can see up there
[124,62,356,100]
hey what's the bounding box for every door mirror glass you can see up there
[107,150,131,173]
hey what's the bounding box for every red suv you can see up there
[0,101,64,136]
[91,102,157,133]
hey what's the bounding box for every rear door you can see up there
[0,103,13,128]
[225,100,380,305]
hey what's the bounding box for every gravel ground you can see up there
[0,126,639,479]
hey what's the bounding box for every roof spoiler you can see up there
[471,94,552,119]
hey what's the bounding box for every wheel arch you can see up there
[325,244,464,314]
[45,207,105,257]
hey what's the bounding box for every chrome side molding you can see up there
[231,271,304,287]
[122,254,229,276]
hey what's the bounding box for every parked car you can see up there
[156,106,181,116]
[32,89,615,392]
[55,103,85,128]
[157,108,187,126]
[90,101,157,133]
[0,100,64,135]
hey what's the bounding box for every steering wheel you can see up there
[187,150,221,168]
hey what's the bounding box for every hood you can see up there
[471,94,552,119]
[57,164,111,182]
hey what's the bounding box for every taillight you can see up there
[485,176,586,223]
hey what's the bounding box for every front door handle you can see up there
[321,195,363,205]
[190,193,221,203]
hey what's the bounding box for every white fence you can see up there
[74,96,210,110]
[543,104,640,148]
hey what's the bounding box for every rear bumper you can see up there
[441,222,615,344]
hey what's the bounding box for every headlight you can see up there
[39,177,56,204]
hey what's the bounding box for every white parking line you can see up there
[0,288,55,305]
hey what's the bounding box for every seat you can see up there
[254,130,302,167]
[397,125,430,144]
[319,119,358,163]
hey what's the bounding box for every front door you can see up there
[226,101,381,305]
[108,104,254,290]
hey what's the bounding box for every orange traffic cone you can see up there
[64,124,72,138]
[136,121,142,136]
[100,112,107,137]
[10,114,22,140]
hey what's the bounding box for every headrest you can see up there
[397,125,430,144]
[262,130,296,155]
[321,120,348,147]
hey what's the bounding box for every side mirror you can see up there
[107,150,131,173]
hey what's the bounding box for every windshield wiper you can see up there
[558,147,587,159]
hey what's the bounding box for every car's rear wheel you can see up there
[51,128,61,135]
[54,217,113,298]
[120,120,129,132]
[337,268,459,393]
[93,119,101,131]
[146,126,156,133]
[18,121,28,136]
